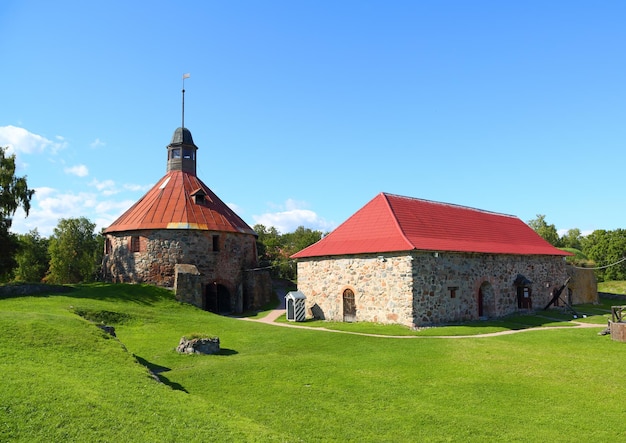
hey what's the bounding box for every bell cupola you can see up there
[167,127,198,175]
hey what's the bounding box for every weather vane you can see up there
[182,73,190,129]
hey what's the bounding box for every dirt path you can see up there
[252,282,287,324]
[243,282,607,338]
[243,308,606,339]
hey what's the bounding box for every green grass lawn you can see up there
[598,280,626,295]
[1,283,625,442]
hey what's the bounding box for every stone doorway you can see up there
[205,283,232,314]
[478,281,496,319]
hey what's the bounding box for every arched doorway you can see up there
[514,274,533,309]
[205,283,232,314]
[478,281,496,319]
[343,289,356,322]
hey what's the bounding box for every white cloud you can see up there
[284,198,309,211]
[9,186,136,237]
[253,200,336,234]
[123,182,153,192]
[90,138,105,148]
[89,178,119,196]
[95,199,135,215]
[64,164,89,177]
[93,199,135,232]
[227,202,242,214]
[9,188,95,236]
[0,125,67,156]
[33,186,56,199]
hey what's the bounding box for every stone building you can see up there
[102,127,271,313]
[292,192,572,327]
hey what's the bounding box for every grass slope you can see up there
[598,280,626,295]
[1,283,625,442]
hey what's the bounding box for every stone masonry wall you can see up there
[296,251,569,327]
[411,252,568,326]
[102,229,271,310]
[103,229,257,287]
[174,264,202,307]
[297,254,415,326]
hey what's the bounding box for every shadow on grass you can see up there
[134,355,188,393]
[0,283,76,300]
[216,348,238,356]
[66,283,175,306]
[0,282,174,306]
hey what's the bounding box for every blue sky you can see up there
[1,1,625,238]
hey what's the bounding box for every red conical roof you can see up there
[104,170,255,235]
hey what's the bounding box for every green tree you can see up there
[278,226,323,280]
[0,146,35,280]
[282,226,324,256]
[581,229,626,282]
[254,224,281,265]
[0,225,19,282]
[527,214,560,246]
[14,229,50,282]
[47,217,99,284]
[254,224,284,279]
[253,224,324,281]
[560,228,582,250]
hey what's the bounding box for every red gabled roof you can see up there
[104,170,256,235]
[292,192,570,258]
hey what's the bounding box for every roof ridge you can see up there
[382,192,517,219]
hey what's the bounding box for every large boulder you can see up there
[176,336,220,355]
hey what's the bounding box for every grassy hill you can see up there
[598,280,626,295]
[1,283,625,442]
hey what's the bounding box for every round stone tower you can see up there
[101,127,272,314]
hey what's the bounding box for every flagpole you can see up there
[182,75,186,129]
[182,73,190,129]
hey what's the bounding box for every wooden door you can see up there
[343,289,356,322]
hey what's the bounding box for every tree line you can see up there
[3,219,103,284]
[528,214,626,281]
[2,221,323,284]
[2,145,624,284]
[0,146,104,284]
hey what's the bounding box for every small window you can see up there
[212,235,220,252]
[194,194,205,205]
[448,287,458,299]
[105,238,112,255]
[171,148,181,159]
[130,236,140,253]
[182,149,194,160]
